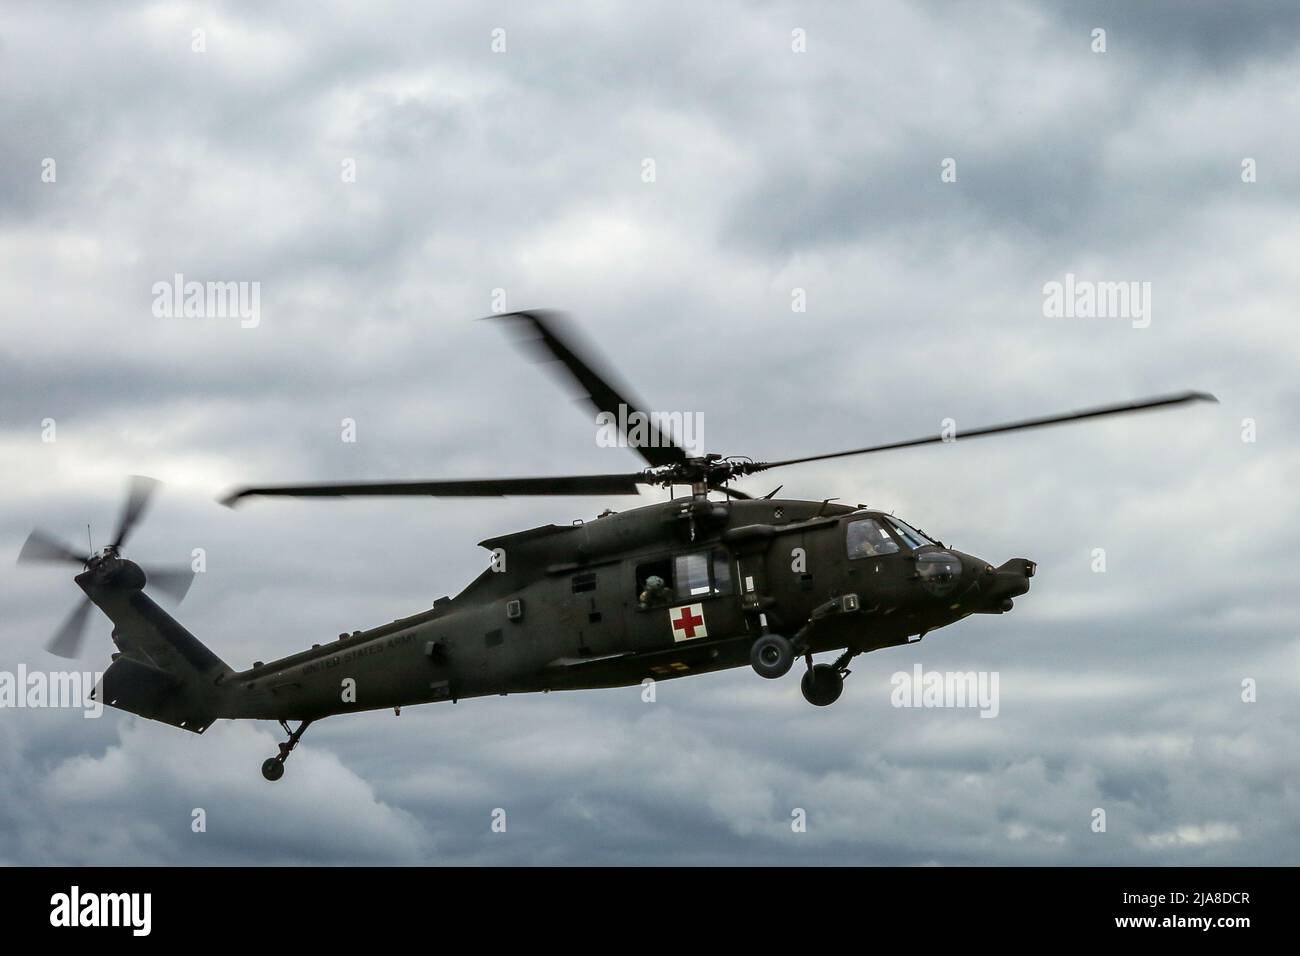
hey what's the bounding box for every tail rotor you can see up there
[15,476,196,658]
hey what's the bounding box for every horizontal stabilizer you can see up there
[94,656,216,734]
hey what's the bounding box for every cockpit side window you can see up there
[846,517,901,558]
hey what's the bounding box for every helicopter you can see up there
[16,310,1216,780]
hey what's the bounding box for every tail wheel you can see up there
[750,633,794,679]
[261,758,285,782]
[801,663,844,706]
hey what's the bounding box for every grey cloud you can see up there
[1,0,1296,865]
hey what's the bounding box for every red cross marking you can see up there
[671,604,705,639]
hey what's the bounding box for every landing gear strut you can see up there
[800,648,858,706]
[262,719,312,781]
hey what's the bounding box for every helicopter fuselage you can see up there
[200,496,1033,723]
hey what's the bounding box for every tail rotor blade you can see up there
[18,529,90,567]
[142,566,196,603]
[110,475,161,550]
[45,597,93,659]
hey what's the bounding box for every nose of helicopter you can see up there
[972,556,1035,611]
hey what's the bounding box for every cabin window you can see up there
[571,572,597,593]
[673,550,732,598]
[636,551,732,608]
[714,551,733,593]
[676,551,711,596]
[846,517,900,558]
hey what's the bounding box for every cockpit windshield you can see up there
[884,515,936,550]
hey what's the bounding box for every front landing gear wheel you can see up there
[261,758,285,782]
[750,633,794,679]
[801,663,844,706]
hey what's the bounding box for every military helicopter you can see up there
[17,310,1216,780]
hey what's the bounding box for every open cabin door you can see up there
[628,547,747,658]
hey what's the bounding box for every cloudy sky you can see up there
[1,0,1297,865]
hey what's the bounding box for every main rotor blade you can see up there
[142,566,197,603]
[46,597,93,659]
[110,475,161,550]
[17,529,90,567]
[708,483,752,500]
[490,310,689,469]
[758,391,1219,471]
[222,473,647,506]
